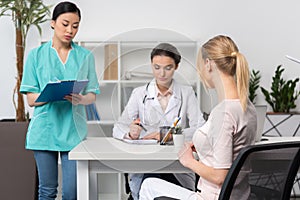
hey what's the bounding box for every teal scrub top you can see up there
[20,40,100,151]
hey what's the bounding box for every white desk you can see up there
[257,136,300,144]
[69,136,300,200]
[69,137,191,200]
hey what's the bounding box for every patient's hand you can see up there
[142,132,160,140]
[178,142,195,168]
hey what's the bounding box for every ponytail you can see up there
[235,52,249,112]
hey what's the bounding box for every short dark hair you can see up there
[150,43,181,65]
[52,1,81,21]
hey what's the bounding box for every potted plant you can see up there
[172,126,184,147]
[0,1,50,199]
[248,69,267,141]
[0,0,50,121]
[260,65,300,137]
[261,65,300,113]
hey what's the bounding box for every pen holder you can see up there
[159,126,174,145]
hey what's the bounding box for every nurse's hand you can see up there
[26,92,47,107]
[65,93,96,105]
[142,132,160,140]
[129,121,142,139]
[65,93,85,105]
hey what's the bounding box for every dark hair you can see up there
[151,43,181,65]
[52,1,81,21]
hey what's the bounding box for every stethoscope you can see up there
[141,82,182,124]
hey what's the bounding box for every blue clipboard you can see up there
[35,80,89,102]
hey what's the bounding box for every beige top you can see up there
[155,82,173,112]
[193,99,257,200]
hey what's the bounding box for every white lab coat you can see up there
[113,79,205,141]
[112,79,205,199]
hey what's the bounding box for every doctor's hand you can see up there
[142,132,160,140]
[129,122,142,140]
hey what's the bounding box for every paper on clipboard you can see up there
[35,80,89,102]
[122,139,159,145]
[286,55,300,65]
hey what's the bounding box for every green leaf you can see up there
[261,65,300,112]
[249,69,261,103]
[0,0,52,120]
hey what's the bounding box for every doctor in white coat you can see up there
[113,43,205,200]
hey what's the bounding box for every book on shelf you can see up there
[85,103,100,121]
[104,44,118,80]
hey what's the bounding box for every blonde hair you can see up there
[201,35,249,111]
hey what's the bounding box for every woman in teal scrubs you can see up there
[20,2,99,199]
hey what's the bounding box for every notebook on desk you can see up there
[122,139,158,145]
[35,80,89,102]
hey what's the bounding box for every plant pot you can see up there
[173,134,184,148]
[255,105,267,142]
[0,121,38,200]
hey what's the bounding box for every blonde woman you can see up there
[139,35,257,200]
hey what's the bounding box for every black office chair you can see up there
[219,141,300,200]
[154,141,300,200]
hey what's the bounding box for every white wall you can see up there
[1,0,300,118]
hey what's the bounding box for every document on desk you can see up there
[122,139,159,145]
[35,80,89,102]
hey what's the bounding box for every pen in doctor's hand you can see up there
[133,118,147,131]
[129,120,143,139]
